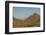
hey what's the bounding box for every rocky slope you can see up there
[24,13,40,27]
[13,13,40,28]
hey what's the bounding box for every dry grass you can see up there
[13,13,40,28]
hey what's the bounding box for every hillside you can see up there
[24,13,40,27]
[13,17,24,28]
[13,13,40,28]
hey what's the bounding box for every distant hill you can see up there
[13,13,40,28]
[13,17,24,28]
[24,13,40,27]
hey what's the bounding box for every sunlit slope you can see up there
[13,13,40,28]
[13,17,24,28]
[24,13,40,27]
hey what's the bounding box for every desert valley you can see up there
[13,13,40,28]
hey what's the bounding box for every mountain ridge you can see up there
[13,13,40,28]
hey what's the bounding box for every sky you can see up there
[13,7,40,20]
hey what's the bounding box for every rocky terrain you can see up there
[13,13,40,28]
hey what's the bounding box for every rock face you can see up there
[13,13,40,28]
[24,13,40,27]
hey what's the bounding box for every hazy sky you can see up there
[13,7,40,20]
